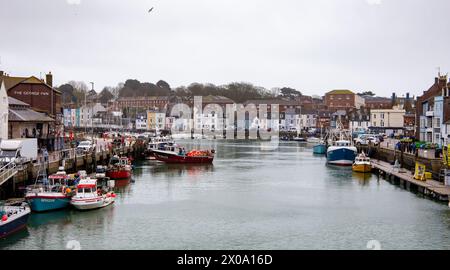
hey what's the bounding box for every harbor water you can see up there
[1,140,449,250]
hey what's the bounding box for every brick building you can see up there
[0,71,61,117]
[112,96,170,111]
[324,90,365,111]
[416,74,448,143]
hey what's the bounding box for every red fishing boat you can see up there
[106,156,132,179]
[153,148,215,164]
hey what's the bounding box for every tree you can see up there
[358,91,376,96]
[58,83,75,104]
[279,87,302,100]
[98,87,114,104]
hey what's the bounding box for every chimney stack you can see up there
[0,70,3,77]
[406,92,410,100]
[46,72,53,87]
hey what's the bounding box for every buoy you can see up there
[66,188,72,194]
[1,215,7,222]
[106,193,111,198]
[111,193,116,198]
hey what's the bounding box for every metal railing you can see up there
[0,161,18,186]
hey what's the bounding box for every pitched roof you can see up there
[0,75,61,93]
[8,108,55,122]
[327,89,355,95]
[244,99,300,106]
[8,97,29,107]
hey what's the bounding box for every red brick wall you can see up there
[8,83,61,116]
[325,94,355,110]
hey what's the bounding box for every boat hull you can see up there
[154,151,214,164]
[327,147,357,166]
[313,144,327,154]
[25,195,71,212]
[0,207,30,238]
[106,170,131,180]
[352,164,372,173]
[71,197,115,211]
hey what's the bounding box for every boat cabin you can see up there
[334,140,352,147]
[76,178,99,198]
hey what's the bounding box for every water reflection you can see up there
[29,210,72,227]
[352,172,372,186]
[0,228,30,248]
[150,163,214,177]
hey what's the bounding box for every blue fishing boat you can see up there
[313,143,327,154]
[326,140,357,166]
[25,168,72,212]
[325,120,357,166]
[0,201,31,238]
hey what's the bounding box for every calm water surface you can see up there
[1,140,450,250]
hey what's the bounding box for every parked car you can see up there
[354,135,379,146]
[76,140,95,153]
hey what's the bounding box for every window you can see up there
[373,114,376,119]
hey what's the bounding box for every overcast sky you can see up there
[1,0,450,97]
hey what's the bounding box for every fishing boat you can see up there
[25,167,73,212]
[327,140,357,166]
[106,156,132,179]
[326,121,357,166]
[146,136,175,159]
[153,147,215,164]
[352,152,372,173]
[71,178,116,211]
[313,142,327,155]
[0,201,30,238]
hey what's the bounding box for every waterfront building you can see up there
[282,107,301,131]
[0,71,61,118]
[325,90,365,111]
[330,110,349,129]
[165,116,175,130]
[348,108,370,133]
[8,97,54,139]
[416,74,449,144]
[147,110,166,130]
[369,106,406,136]
[136,116,148,130]
[363,96,392,109]
[404,113,416,138]
[316,110,332,129]
[113,96,169,111]
[0,80,9,140]
[298,109,317,132]
[63,108,72,127]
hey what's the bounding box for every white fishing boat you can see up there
[71,178,116,211]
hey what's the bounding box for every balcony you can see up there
[425,111,434,117]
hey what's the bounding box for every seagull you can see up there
[148,7,154,13]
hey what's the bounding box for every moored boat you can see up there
[327,140,357,166]
[352,152,372,173]
[313,143,327,155]
[106,156,132,179]
[153,148,215,164]
[0,201,30,238]
[70,178,116,211]
[25,168,73,212]
[146,137,175,159]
